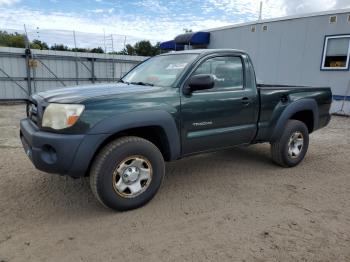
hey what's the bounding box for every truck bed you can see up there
[255,84,332,142]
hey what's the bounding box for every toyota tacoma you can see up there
[20,49,332,211]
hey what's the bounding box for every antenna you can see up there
[259,1,263,21]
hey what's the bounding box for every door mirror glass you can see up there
[184,74,215,95]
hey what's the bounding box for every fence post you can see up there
[91,58,96,83]
[25,48,32,97]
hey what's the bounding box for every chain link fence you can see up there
[0,46,147,100]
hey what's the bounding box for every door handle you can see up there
[241,97,251,105]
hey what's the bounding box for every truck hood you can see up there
[35,83,157,103]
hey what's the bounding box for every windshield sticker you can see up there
[166,63,187,70]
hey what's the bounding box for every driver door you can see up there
[180,55,258,155]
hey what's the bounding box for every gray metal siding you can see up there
[0,47,146,100]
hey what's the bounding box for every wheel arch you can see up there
[270,99,318,142]
[87,110,181,162]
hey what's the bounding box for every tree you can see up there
[30,39,49,50]
[0,30,159,56]
[134,40,154,56]
[67,47,104,53]
[71,47,88,52]
[116,44,135,55]
[50,44,69,51]
[90,47,104,53]
[117,41,160,56]
[153,42,161,55]
[0,31,25,48]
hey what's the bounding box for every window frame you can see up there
[321,34,350,71]
[185,55,246,93]
[329,15,337,24]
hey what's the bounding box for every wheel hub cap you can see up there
[122,167,140,183]
[288,131,304,159]
[112,156,152,198]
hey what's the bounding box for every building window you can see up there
[251,26,256,33]
[348,15,350,23]
[262,25,268,32]
[329,15,337,24]
[321,35,350,70]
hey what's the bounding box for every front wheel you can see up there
[271,120,309,167]
[90,136,165,211]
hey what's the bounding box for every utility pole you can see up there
[259,1,263,21]
[103,29,107,53]
[23,24,32,97]
[73,30,79,85]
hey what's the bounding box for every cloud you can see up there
[0,0,19,6]
[134,0,169,14]
[207,0,350,20]
[208,0,285,20]
[280,0,349,15]
[0,5,230,48]
[1,0,349,50]
[91,9,104,13]
[335,0,350,8]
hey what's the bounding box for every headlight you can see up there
[42,104,85,130]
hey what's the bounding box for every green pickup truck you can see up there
[20,49,332,211]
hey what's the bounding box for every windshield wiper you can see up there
[130,81,154,86]
[118,79,133,85]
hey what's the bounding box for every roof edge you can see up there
[205,8,350,32]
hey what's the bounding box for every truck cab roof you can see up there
[159,49,246,57]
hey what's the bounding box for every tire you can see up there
[271,120,309,167]
[90,136,165,211]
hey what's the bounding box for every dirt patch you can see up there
[0,105,349,262]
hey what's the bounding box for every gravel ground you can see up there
[0,104,349,262]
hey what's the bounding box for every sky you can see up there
[0,0,349,51]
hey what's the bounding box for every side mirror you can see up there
[183,74,215,95]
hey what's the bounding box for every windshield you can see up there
[122,54,198,87]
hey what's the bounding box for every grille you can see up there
[27,102,39,125]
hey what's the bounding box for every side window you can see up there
[192,56,244,90]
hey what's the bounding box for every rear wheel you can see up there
[90,136,165,211]
[271,120,309,167]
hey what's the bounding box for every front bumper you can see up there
[20,119,108,177]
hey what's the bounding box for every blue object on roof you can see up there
[174,32,210,45]
[160,40,184,50]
